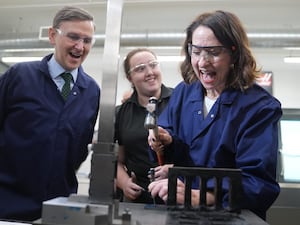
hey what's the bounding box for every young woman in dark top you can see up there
[115,48,173,204]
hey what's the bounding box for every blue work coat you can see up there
[158,81,282,220]
[0,54,100,221]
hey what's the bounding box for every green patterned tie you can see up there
[61,72,72,101]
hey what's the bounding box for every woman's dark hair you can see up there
[180,10,260,90]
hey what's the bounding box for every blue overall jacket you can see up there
[158,81,282,219]
[0,54,100,221]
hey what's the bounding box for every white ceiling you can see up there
[0,1,300,68]
[0,0,299,47]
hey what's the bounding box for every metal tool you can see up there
[144,97,164,165]
[148,168,156,206]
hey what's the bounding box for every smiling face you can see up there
[127,51,162,98]
[49,20,94,71]
[191,25,232,97]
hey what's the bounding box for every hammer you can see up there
[144,97,164,166]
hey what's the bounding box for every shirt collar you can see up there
[47,55,78,82]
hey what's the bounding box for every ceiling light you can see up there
[1,56,42,63]
[3,48,53,53]
[283,47,300,51]
[283,56,300,63]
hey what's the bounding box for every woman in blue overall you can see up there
[148,10,282,220]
